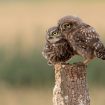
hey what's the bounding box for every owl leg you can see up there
[83,55,95,65]
[83,50,94,65]
[83,58,91,65]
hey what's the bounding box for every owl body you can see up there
[43,39,74,65]
[67,23,97,62]
[58,16,105,64]
[42,26,75,65]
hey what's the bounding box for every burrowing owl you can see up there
[42,26,75,65]
[58,15,105,64]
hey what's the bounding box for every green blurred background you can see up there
[0,0,105,105]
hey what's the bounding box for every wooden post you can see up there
[53,63,90,105]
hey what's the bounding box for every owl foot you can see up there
[83,59,91,65]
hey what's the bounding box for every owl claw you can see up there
[83,59,91,65]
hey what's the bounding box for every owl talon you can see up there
[83,59,90,65]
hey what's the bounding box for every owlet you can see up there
[42,26,75,65]
[58,15,105,64]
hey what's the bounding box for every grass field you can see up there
[0,86,104,105]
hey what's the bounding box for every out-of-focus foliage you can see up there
[0,43,54,87]
[0,29,104,87]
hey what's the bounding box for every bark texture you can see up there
[53,63,90,105]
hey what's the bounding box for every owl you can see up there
[58,15,105,64]
[42,26,75,65]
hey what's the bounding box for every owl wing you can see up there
[72,24,100,49]
[72,24,105,59]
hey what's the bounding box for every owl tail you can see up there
[94,41,105,60]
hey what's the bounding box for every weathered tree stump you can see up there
[53,63,90,105]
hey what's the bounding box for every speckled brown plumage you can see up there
[42,26,75,65]
[58,16,105,64]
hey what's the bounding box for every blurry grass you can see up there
[0,86,104,105]
[0,86,52,105]
[0,49,54,87]
[0,27,104,87]
[0,46,105,86]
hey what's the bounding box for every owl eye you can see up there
[63,23,71,29]
[52,32,58,36]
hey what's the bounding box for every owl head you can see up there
[58,15,83,34]
[46,26,64,43]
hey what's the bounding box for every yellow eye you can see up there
[66,24,71,28]
[63,23,71,29]
[52,32,58,36]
